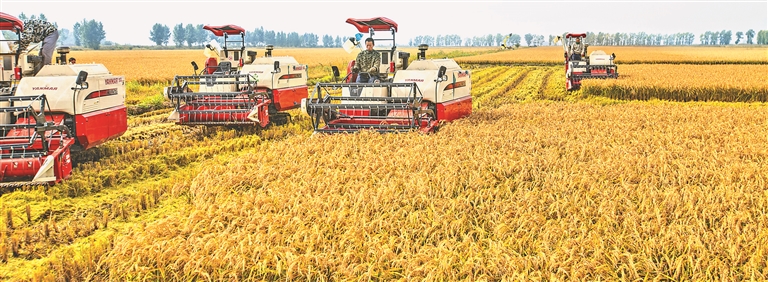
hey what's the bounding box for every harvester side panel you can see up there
[271,85,308,111]
[74,105,127,150]
[436,95,472,122]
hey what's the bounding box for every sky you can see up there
[1,0,766,45]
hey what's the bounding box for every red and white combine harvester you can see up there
[556,33,618,91]
[300,17,472,134]
[165,24,308,127]
[0,14,127,186]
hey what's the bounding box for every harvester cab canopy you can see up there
[565,33,586,39]
[203,24,245,36]
[346,17,397,47]
[558,32,589,54]
[201,24,246,74]
[346,17,398,33]
[0,12,24,31]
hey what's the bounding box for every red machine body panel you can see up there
[271,85,308,111]
[436,95,472,122]
[74,105,128,150]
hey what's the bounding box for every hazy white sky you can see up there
[1,0,766,45]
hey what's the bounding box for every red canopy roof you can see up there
[0,12,23,31]
[203,24,245,36]
[565,33,586,38]
[346,17,398,33]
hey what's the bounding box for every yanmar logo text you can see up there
[105,77,124,85]
[32,86,57,91]
[457,72,469,78]
[405,78,424,82]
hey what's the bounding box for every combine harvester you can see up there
[500,33,516,50]
[555,33,618,91]
[301,17,472,134]
[164,24,308,127]
[0,12,127,187]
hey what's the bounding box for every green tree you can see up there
[735,31,743,44]
[73,22,82,46]
[57,28,70,45]
[79,19,106,49]
[184,24,197,47]
[758,30,768,44]
[524,33,533,46]
[746,29,755,44]
[720,30,732,45]
[172,23,186,47]
[195,24,208,46]
[287,32,300,47]
[276,31,286,46]
[322,34,333,47]
[264,30,275,45]
[149,23,170,46]
[252,27,264,46]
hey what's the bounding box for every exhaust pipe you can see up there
[55,46,70,65]
[417,44,428,60]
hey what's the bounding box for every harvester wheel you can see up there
[419,101,438,132]
[271,113,291,126]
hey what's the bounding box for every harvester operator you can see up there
[568,37,585,60]
[16,18,59,75]
[353,38,380,83]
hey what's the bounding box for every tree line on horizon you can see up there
[409,30,766,47]
[3,14,768,49]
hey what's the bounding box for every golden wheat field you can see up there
[69,47,499,84]
[1,46,767,281]
[456,45,768,65]
[581,64,768,102]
